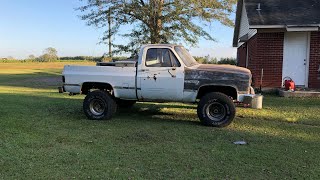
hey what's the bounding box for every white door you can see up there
[283,32,309,87]
[137,48,184,101]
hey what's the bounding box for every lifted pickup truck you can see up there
[60,44,254,127]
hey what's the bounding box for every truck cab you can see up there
[136,45,187,102]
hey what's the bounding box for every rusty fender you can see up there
[184,64,251,92]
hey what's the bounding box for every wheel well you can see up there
[81,82,113,95]
[197,86,237,100]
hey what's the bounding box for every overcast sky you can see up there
[0,0,237,59]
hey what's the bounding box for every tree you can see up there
[37,47,59,62]
[44,47,58,57]
[6,56,14,60]
[210,57,218,64]
[194,55,218,64]
[194,56,208,64]
[101,54,112,62]
[28,55,36,60]
[78,0,236,55]
[218,57,237,65]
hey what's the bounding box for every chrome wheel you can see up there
[205,102,226,122]
[89,99,105,116]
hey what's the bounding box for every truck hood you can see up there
[184,64,252,93]
[194,64,251,75]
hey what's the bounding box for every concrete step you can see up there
[279,89,320,98]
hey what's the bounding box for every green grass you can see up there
[1,62,320,179]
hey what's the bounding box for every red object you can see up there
[283,77,295,91]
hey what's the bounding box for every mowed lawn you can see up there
[0,62,320,179]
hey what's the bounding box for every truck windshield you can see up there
[174,46,199,67]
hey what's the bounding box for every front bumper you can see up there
[237,86,255,102]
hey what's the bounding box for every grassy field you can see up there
[0,62,320,179]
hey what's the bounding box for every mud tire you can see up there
[197,92,236,127]
[83,90,117,120]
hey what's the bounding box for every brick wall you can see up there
[237,43,247,67]
[309,32,320,88]
[245,33,284,88]
[246,35,258,86]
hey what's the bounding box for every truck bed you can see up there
[63,65,137,99]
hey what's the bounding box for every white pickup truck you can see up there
[60,44,254,127]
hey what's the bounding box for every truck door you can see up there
[137,48,184,101]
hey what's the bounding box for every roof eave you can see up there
[232,0,244,47]
[250,24,320,29]
[249,25,286,29]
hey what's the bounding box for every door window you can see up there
[169,50,181,67]
[145,48,180,67]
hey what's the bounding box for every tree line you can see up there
[2,46,237,65]
[10,47,60,62]
[1,48,58,62]
[2,54,236,66]
[194,56,237,65]
[1,47,114,62]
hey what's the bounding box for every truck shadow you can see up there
[0,72,62,90]
[137,102,197,109]
[116,103,201,126]
[0,92,201,127]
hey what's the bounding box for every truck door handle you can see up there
[168,69,176,78]
[141,69,149,72]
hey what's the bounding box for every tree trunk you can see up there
[150,0,163,44]
[108,8,112,57]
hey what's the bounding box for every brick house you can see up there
[233,0,320,88]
